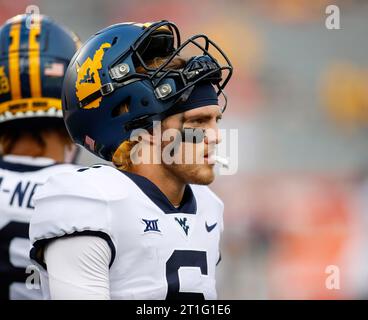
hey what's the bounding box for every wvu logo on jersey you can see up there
[0,66,10,95]
[75,42,111,109]
[175,217,189,236]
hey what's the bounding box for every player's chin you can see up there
[188,163,216,185]
[166,162,216,185]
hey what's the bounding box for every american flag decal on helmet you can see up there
[84,135,95,151]
[44,62,64,77]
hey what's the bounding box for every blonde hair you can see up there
[112,56,186,171]
[112,139,138,171]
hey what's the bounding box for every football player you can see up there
[29,21,233,299]
[0,14,81,299]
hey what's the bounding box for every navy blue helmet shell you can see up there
[62,20,233,161]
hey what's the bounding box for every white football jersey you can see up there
[0,155,78,300]
[30,164,224,300]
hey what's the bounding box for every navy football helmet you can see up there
[62,20,233,161]
[0,14,81,125]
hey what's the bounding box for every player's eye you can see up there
[192,118,205,125]
[188,117,211,126]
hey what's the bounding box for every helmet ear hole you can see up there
[111,97,130,118]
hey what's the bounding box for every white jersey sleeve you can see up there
[29,166,124,269]
[44,236,111,300]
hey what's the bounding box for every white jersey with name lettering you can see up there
[30,164,224,300]
[0,155,78,300]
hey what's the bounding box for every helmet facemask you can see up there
[129,21,233,112]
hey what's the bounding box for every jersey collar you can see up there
[121,170,197,214]
[0,155,57,172]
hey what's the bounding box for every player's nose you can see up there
[205,121,222,145]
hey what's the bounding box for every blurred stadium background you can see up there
[2,0,368,299]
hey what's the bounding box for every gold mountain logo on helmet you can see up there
[0,66,10,95]
[75,42,111,109]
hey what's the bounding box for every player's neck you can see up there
[130,165,185,207]
[7,132,66,162]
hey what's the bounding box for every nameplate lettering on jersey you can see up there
[0,176,42,210]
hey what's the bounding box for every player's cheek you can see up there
[194,142,205,165]
[181,141,192,164]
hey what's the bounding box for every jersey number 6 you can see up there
[165,249,207,300]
